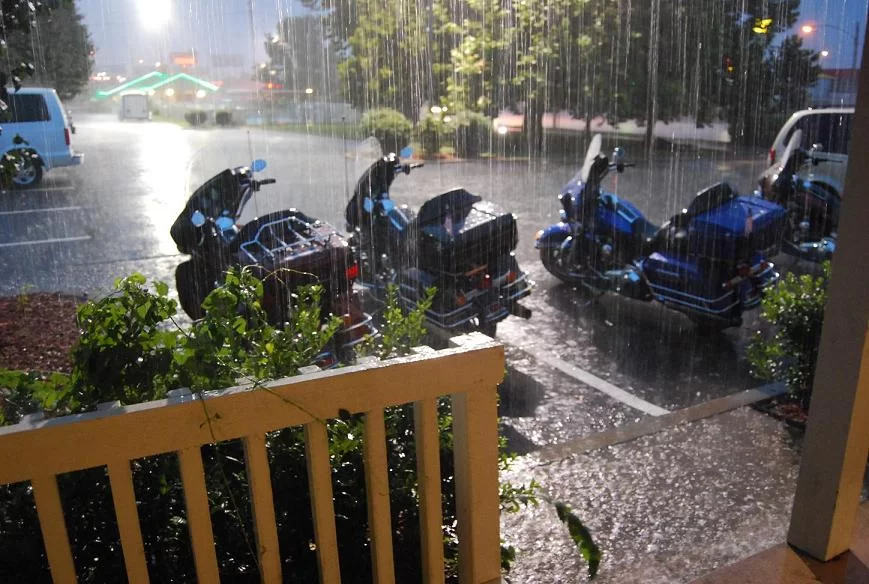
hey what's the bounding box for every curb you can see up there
[532,382,787,465]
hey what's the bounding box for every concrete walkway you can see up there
[500,401,807,583]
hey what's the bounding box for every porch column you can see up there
[787,10,869,560]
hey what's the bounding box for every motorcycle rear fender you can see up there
[535,222,571,249]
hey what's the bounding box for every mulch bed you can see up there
[0,294,81,373]
[752,396,809,429]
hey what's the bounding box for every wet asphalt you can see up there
[0,114,822,581]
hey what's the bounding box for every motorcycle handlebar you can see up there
[259,178,277,185]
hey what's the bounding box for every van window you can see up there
[5,94,50,123]
[788,113,852,155]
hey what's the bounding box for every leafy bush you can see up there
[748,261,830,410]
[361,108,412,154]
[418,114,452,158]
[0,269,598,581]
[215,110,233,126]
[453,110,492,158]
[184,110,208,126]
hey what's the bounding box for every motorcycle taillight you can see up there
[345,263,359,281]
[769,148,776,166]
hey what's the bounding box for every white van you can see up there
[119,91,151,121]
[764,107,853,199]
[1,87,83,187]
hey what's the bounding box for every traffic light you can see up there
[722,54,736,84]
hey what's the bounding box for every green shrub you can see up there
[184,110,207,126]
[0,269,598,581]
[453,110,492,158]
[361,107,412,154]
[748,261,830,410]
[418,114,452,158]
[215,110,233,126]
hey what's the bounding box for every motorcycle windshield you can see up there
[579,134,603,183]
[346,137,398,228]
[186,168,247,219]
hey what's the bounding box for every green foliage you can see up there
[3,1,93,101]
[215,111,232,126]
[361,285,434,359]
[361,107,412,154]
[301,0,427,117]
[184,111,208,126]
[419,113,452,158]
[71,274,179,407]
[555,502,602,579]
[748,262,830,410]
[0,268,596,580]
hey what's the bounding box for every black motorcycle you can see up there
[170,160,375,359]
[757,129,838,261]
[345,145,533,337]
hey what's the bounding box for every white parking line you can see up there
[0,235,91,248]
[0,205,82,215]
[519,346,670,417]
[36,185,76,192]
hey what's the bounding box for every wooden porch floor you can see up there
[692,502,869,584]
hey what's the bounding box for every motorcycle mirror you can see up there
[399,146,414,159]
[250,159,267,172]
[810,143,824,166]
[191,209,206,227]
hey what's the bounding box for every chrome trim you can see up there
[239,215,326,263]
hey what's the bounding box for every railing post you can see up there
[451,338,502,584]
[787,11,869,560]
[31,475,77,584]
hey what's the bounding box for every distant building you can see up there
[809,68,857,107]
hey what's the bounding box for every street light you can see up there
[820,50,830,58]
[800,22,860,73]
[305,87,314,95]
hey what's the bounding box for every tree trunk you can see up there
[523,100,545,157]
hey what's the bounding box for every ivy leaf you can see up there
[554,501,601,579]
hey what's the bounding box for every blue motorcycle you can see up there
[535,135,785,329]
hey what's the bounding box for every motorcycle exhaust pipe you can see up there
[510,302,532,319]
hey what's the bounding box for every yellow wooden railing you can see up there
[0,333,505,584]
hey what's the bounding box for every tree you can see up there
[300,0,429,119]
[4,1,93,100]
[0,1,74,187]
[263,15,335,97]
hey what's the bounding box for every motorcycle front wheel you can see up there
[175,260,211,320]
[540,246,584,285]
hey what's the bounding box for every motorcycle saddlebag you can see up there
[686,184,785,261]
[415,188,518,273]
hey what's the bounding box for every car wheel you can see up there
[11,155,43,188]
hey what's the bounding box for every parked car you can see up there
[760,107,852,200]
[1,87,83,187]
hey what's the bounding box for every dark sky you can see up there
[79,0,868,74]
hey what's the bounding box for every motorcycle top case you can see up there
[684,183,785,261]
[233,209,356,293]
[415,188,518,272]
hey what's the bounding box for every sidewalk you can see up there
[500,398,808,583]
